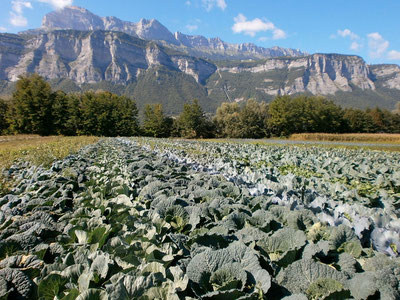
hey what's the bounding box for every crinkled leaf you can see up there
[282,294,308,300]
[187,241,271,294]
[90,253,113,279]
[167,266,189,292]
[74,230,88,245]
[277,259,348,294]
[38,274,67,300]
[306,278,350,300]
[337,240,362,258]
[75,289,108,300]
[0,269,34,299]
[141,262,166,277]
[329,225,357,249]
[61,288,80,300]
[336,253,357,274]
[258,228,307,267]
[210,263,247,291]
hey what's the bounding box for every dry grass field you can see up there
[289,133,400,143]
[0,135,99,195]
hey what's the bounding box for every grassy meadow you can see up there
[289,133,400,143]
[0,135,99,195]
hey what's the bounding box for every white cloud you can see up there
[202,0,227,11]
[0,27,7,32]
[37,0,73,9]
[272,28,286,40]
[10,12,28,26]
[334,29,362,51]
[350,41,362,51]
[9,0,73,28]
[185,1,191,6]
[9,1,32,27]
[337,29,359,40]
[258,36,268,42]
[368,32,389,58]
[232,14,286,39]
[388,50,400,60]
[12,0,32,14]
[186,24,198,32]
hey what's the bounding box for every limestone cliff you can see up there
[1,30,400,110]
[39,6,305,60]
[217,54,376,95]
[1,31,216,85]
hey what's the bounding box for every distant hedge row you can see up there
[1,74,399,138]
[1,74,139,136]
[214,96,400,138]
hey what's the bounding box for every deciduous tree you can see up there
[175,99,213,138]
[0,98,9,135]
[142,103,172,137]
[10,74,54,135]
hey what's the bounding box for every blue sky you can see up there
[1,0,399,64]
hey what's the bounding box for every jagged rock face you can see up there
[370,64,400,90]
[172,32,305,59]
[39,6,305,60]
[174,32,304,57]
[42,6,178,45]
[2,31,215,84]
[174,32,211,48]
[171,56,216,84]
[1,29,399,97]
[0,34,25,80]
[134,19,178,45]
[42,6,104,31]
[220,54,376,95]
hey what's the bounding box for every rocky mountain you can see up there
[42,6,179,46]
[206,54,400,109]
[0,30,215,85]
[38,6,305,60]
[369,64,400,89]
[214,54,375,96]
[0,6,399,113]
[173,32,303,59]
[1,29,400,112]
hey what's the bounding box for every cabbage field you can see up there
[0,137,399,299]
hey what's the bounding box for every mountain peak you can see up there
[138,18,158,25]
[64,6,89,12]
[42,5,104,30]
[39,6,306,59]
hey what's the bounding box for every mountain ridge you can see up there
[0,6,399,113]
[37,6,306,60]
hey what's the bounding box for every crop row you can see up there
[134,138,400,258]
[0,138,398,299]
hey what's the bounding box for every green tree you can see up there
[10,74,54,135]
[343,108,375,133]
[238,99,268,138]
[175,99,213,138]
[392,101,400,115]
[63,93,83,136]
[112,93,139,136]
[0,98,9,135]
[52,90,70,135]
[267,95,345,136]
[308,97,346,133]
[142,103,172,137]
[267,95,296,136]
[391,113,400,133]
[213,102,241,138]
[367,107,395,132]
[79,91,138,136]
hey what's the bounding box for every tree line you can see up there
[1,74,400,138]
